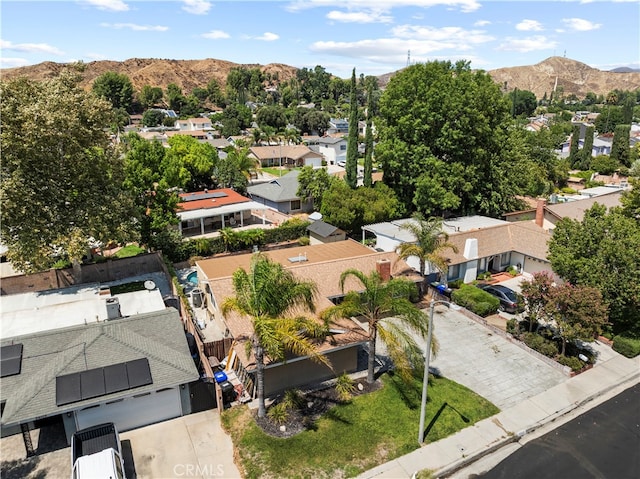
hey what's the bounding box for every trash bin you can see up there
[192,288,204,308]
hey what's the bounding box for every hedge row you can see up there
[450,284,500,317]
[612,335,640,358]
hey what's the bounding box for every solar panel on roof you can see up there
[56,373,82,406]
[104,363,129,394]
[80,368,106,400]
[181,191,228,202]
[126,358,153,388]
[0,344,23,377]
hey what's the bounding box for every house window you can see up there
[478,258,487,273]
[447,264,460,281]
[340,145,346,151]
[501,252,511,267]
[290,200,301,211]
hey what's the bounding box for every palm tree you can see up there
[396,214,458,293]
[321,269,436,384]
[229,147,260,182]
[222,253,330,418]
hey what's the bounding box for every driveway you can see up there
[428,305,568,410]
[121,410,241,479]
[1,410,242,479]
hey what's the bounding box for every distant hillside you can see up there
[487,57,640,99]
[2,56,638,101]
[0,57,299,95]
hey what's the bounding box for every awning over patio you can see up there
[177,200,269,222]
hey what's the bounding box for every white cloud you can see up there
[100,23,169,31]
[287,0,481,14]
[256,32,279,41]
[326,9,393,23]
[562,18,602,31]
[0,39,64,55]
[516,19,543,31]
[0,57,30,68]
[474,20,491,27]
[182,0,211,15]
[201,30,231,39]
[85,52,108,60]
[496,35,558,53]
[391,25,494,45]
[83,0,129,12]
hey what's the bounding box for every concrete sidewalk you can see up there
[358,351,640,479]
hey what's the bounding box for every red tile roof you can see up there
[177,188,251,212]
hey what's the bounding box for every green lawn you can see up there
[113,244,146,258]
[260,166,302,177]
[221,373,499,479]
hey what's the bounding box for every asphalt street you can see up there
[479,383,640,479]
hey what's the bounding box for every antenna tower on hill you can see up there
[407,50,411,67]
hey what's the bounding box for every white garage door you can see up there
[76,387,182,432]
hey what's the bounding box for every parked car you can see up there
[337,159,346,167]
[477,284,523,313]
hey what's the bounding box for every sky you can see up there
[1,0,639,79]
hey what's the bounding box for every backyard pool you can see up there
[187,271,198,285]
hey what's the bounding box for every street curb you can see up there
[433,369,640,478]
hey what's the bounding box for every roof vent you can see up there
[105,297,122,320]
[288,252,308,263]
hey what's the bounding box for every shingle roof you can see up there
[198,241,420,370]
[545,191,623,221]
[307,220,340,238]
[247,170,301,202]
[0,308,199,426]
[249,145,318,160]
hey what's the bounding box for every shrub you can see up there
[448,279,463,289]
[521,332,558,357]
[451,284,500,317]
[612,335,640,358]
[506,265,518,276]
[557,355,584,372]
[335,373,356,402]
[476,271,491,281]
[298,236,311,246]
[282,389,305,410]
[267,403,289,424]
[506,318,519,335]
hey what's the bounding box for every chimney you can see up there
[535,198,546,228]
[376,258,391,282]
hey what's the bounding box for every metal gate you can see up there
[189,380,217,413]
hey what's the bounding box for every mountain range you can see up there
[2,56,639,101]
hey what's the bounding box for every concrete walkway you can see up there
[358,351,640,479]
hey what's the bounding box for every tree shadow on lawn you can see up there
[387,371,432,410]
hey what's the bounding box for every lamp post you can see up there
[418,298,453,444]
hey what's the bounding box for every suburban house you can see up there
[362,215,554,283]
[246,170,312,215]
[176,188,270,238]
[327,118,349,135]
[312,136,347,166]
[558,134,613,158]
[504,191,624,231]
[248,145,324,169]
[175,117,213,131]
[306,220,346,245]
[0,280,199,447]
[194,240,421,396]
[165,130,209,141]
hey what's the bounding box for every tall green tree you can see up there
[578,126,594,170]
[345,68,359,189]
[548,204,640,335]
[1,72,135,274]
[395,214,458,291]
[92,71,134,111]
[621,177,640,222]
[610,124,631,167]
[296,165,334,210]
[320,181,401,234]
[213,147,259,194]
[222,254,329,418]
[321,269,434,384]
[363,82,374,188]
[163,135,218,190]
[165,83,185,112]
[138,85,163,109]
[569,124,581,167]
[376,60,518,215]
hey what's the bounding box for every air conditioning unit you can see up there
[105,297,121,320]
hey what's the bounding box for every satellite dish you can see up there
[144,280,156,291]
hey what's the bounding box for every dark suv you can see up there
[477,284,523,313]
